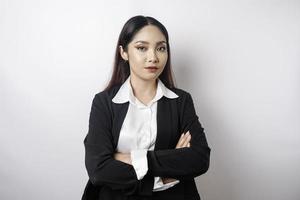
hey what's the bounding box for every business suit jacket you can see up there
[82,84,211,200]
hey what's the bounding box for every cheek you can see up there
[159,54,168,64]
[130,52,146,64]
[128,55,146,71]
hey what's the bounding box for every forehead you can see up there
[131,25,167,44]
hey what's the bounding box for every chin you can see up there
[131,70,162,81]
[140,74,159,82]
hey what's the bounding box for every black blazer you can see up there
[82,84,211,200]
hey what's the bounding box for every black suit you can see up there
[82,84,211,200]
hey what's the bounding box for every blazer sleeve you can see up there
[146,92,211,180]
[84,93,141,195]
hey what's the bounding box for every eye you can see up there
[157,46,167,52]
[136,46,147,52]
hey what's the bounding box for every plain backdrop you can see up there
[1,0,299,199]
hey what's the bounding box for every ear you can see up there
[119,45,128,61]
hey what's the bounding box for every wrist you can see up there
[162,177,177,184]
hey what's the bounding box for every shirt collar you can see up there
[112,75,179,107]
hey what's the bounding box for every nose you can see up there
[147,49,158,63]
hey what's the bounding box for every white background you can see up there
[1,0,299,199]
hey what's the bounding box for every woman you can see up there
[82,15,211,200]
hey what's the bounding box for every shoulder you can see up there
[163,86,196,111]
[167,87,198,121]
[168,87,193,102]
[94,84,122,101]
[90,84,122,110]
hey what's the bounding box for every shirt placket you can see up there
[137,106,152,150]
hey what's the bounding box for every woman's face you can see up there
[120,25,168,82]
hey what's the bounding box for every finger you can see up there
[176,134,183,148]
[176,131,191,148]
[179,133,190,146]
[176,133,186,148]
[187,142,190,147]
[184,132,192,146]
[186,132,191,142]
[182,133,191,147]
[179,133,184,140]
[185,131,191,142]
[182,132,191,144]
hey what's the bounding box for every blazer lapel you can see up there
[155,97,177,150]
[111,102,129,149]
[111,96,178,151]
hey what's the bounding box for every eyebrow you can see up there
[134,40,167,45]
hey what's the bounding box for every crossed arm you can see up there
[84,92,210,195]
[114,131,192,184]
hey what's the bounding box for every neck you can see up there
[129,75,158,98]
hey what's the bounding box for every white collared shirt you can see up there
[112,75,180,192]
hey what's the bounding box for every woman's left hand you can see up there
[114,152,132,165]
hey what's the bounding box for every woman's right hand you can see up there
[161,131,191,184]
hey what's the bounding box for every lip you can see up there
[145,66,158,73]
[145,66,158,69]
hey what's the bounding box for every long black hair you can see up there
[103,15,177,92]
